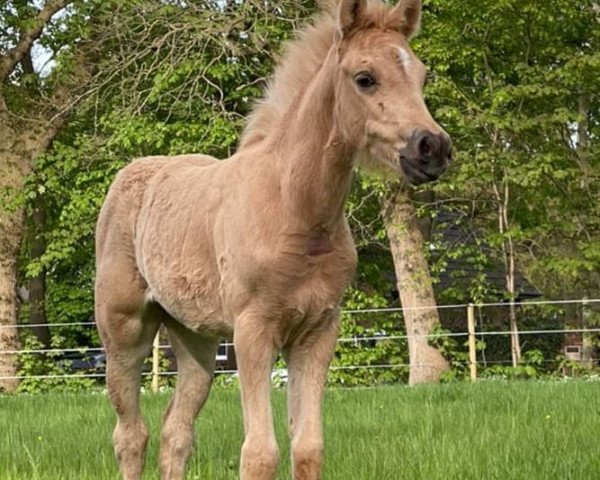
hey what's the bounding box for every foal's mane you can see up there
[239,0,399,149]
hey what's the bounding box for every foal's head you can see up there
[333,0,451,185]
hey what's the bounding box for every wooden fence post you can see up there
[151,332,160,393]
[467,303,477,382]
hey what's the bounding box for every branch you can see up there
[0,0,70,83]
[38,111,68,152]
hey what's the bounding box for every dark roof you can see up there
[431,211,541,300]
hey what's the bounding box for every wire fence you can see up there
[1,299,599,387]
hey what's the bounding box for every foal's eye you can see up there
[354,72,377,90]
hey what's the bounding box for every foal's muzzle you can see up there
[399,130,452,185]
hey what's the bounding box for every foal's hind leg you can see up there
[159,318,219,480]
[96,271,160,480]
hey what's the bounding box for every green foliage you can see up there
[10,0,599,392]
[430,327,472,382]
[481,349,546,380]
[141,347,175,391]
[327,282,407,386]
[480,305,565,369]
[16,333,98,394]
[330,314,409,386]
[213,372,240,389]
[418,0,599,299]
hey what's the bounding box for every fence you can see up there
[1,299,599,391]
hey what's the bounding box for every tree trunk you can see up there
[504,193,521,366]
[382,186,449,385]
[22,51,49,347]
[0,205,23,392]
[503,242,521,366]
[0,124,29,392]
[492,170,521,366]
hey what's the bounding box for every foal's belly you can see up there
[141,258,229,337]
[143,250,352,343]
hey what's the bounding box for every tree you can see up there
[383,187,449,384]
[417,0,599,364]
[1,0,69,392]
[0,0,104,391]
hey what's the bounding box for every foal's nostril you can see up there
[415,132,441,164]
[403,130,451,171]
[419,136,432,157]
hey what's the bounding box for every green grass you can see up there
[1,381,599,479]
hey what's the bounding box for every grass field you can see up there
[1,381,599,479]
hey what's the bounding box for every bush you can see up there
[17,333,99,394]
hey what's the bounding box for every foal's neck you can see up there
[272,49,355,233]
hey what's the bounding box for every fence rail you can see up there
[1,299,598,388]
[4,328,600,356]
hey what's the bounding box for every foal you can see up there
[95,1,451,479]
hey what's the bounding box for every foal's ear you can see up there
[338,0,367,37]
[388,0,422,39]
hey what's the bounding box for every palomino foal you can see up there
[95,1,451,479]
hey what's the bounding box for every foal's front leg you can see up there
[284,312,339,480]
[234,314,279,480]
